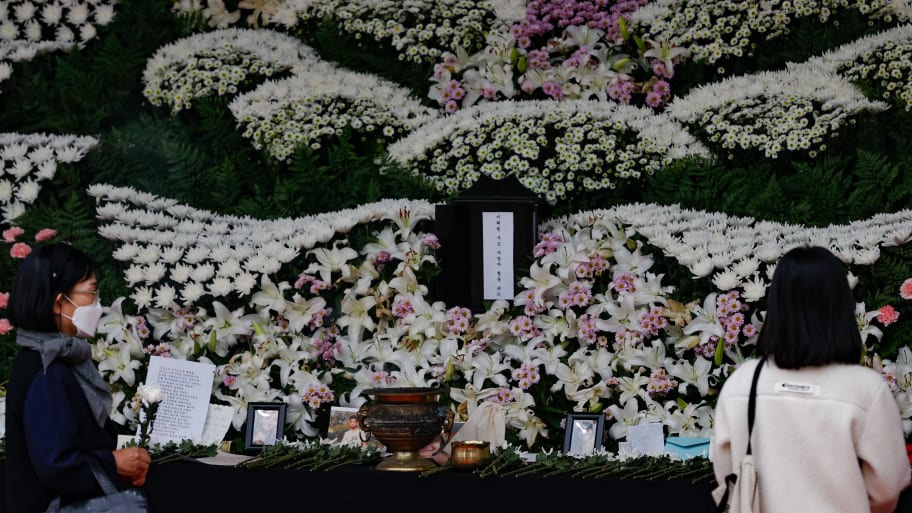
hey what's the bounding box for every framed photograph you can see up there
[244,402,286,453]
[328,406,384,450]
[562,413,605,456]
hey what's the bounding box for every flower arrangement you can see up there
[630,0,906,68]
[142,28,310,113]
[0,133,98,223]
[228,61,438,160]
[170,0,520,66]
[0,0,117,45]
[426,0,689,112]
[89,187,912,451]
[837,35,912,110]
[2,0,912,461]
[665,67,888,158]
[386,99,708,203]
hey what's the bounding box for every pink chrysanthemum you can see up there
[10,242,31,259]
[901,278,912,300]
[2,227,24,242]
[877,305,900,326]
[34,228,58,242]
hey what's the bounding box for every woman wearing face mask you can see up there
[5,242,151,513]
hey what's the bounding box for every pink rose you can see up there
[34,228,58,242]
[2,226,24,242]
[0,318,12,335]
[901,278,912,300]
[877,305,900,326]
[10,242,31,259]
[0,292,8,309]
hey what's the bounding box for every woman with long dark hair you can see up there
[711,245,910,512]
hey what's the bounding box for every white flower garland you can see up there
[142,28,313,113]
[0,0,118,88]
[89,183,434,309]
[386,99,710,203]
[0,133,98,224]
[228,63,438,161]
[630,0,906,66]
[794,24,912,111]
[585,202,912,295]
[277,0,510,65]
[666,67,888,158]
[0,0,116,44]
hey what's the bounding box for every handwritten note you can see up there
[145,356,215,446]
[482,211,514,300]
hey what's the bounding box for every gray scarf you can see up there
[16,329,113,428]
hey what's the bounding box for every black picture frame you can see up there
[562,413,605,456]
[244,402,286,453]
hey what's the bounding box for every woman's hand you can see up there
[112,447,151,486]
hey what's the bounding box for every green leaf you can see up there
[714,339,725,366]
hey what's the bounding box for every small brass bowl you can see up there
[450,441,491,470]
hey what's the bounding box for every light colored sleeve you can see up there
[858,382,911,513]
[710,389,734,486]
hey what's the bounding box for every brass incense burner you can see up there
[358,387,454,471]
[450,440,492,470]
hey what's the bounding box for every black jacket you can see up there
[5,348,120,513]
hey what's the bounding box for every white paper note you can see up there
[627,422,665,456]
[198,404,236,446]
[482,211,514,300]
[145,356,215,446]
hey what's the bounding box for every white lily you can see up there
[468,352,512,390]
[284,293,327,333]
[681,293,725,345]
[97,342,143,387]
[336,290,377,344]
[249,275,290,316]
[643,39,689,74]
[518,262,563,308]
[607,399,647,440]
[305,241,358,283]
[855,302,884,344]
[669,357,714,396]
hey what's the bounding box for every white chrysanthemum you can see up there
[14,180,39,202]
[209,277,233,297]
[0,180,12,202]
[181,282,206,304]
[190,263,216,282]
[144,263,167,284]
[741,274,768,302]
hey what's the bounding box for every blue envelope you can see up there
[664,436,710,459]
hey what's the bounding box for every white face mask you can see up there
[63,295,103,339]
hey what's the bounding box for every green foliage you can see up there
[671,9,897,97]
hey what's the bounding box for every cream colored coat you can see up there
[711,359,911,513]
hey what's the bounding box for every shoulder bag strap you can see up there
[86,459,119,496]
[44,459,117,512]
[745,357,766,456]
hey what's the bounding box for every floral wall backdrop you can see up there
[1,0,912,454]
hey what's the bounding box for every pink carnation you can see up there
[2,227,24,242]
[35,228,58,242]
[0,292,8,309]
[877,305,900,326]
[901,278,912,300]
[0,318,12,335]
[10,242,31,259]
